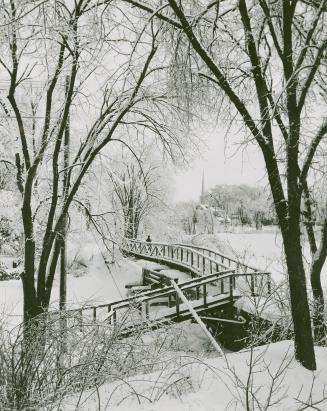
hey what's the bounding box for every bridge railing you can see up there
[174,243,261,274]
[60,269,271,328]
[121,239,231,277]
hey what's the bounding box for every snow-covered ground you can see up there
[0,250,197,329]
[1,233,327,410]
[186,227,327,290]
[0,250,143,329]
[61,341,327,410]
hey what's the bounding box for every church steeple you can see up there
[200,170,205,203]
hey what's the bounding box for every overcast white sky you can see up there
[171,123,267,202]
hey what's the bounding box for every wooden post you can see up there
[196,286,200,300]
[202,256,205,275]
[181,248,183,262]
[107,304,112,324]
[250,274,255,296]
[79,309,83,331]
[191,251,194,267]
[93,307,97,322]
[229,276,234,303]
[203,284,207,306]
[267,274,271,295]
[145,301,149,319]
[221,279,224,294]
[176,293,180,317]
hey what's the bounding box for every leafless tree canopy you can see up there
[0,0,186,323]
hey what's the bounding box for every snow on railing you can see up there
[121,239,231,276]
[174,243,261,274]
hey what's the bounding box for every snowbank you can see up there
[62,341,327,410]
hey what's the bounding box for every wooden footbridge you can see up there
[63,240,271,343]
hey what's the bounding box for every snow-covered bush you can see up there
[0,261,21,281]
[0,308,199,410]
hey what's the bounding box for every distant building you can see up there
[197,175,231,231]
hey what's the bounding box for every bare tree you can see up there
[0,0,181,331]
[109,161,159,239]
[121,0,327,370]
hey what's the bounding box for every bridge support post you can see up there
[79,309,83,332]
[168,294,172,307]
[203,284,207,306]
[196,286,200,300]
[250,274,255,296]
[145,301,149,319]
[107,304,112,324]
[229,276,234,304]
[175,293,180,317]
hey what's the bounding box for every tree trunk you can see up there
[309,220,327,344]
[283,233,316,370]
[311,260,326,344]
[59,76,70,311]
[59,238,67,311]
[21,190,41,325]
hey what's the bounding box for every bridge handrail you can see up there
[174,243,262,273]
[64,269,234,315]
[61,269,271,322]
[121,239,231,272]
[56,239,271,326]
